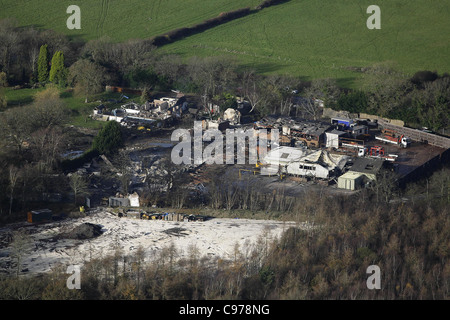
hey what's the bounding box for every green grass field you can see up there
[160,0,450,87]
[0,0,260,42]
[1,0,449,88]
[2,87,45,107]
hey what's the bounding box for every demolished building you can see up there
[92,96,184,127]
[108,192,140,208]
[254,116,333,148]
[261,146,349,179]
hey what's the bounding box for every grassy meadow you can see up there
[160,0,450,87]
[0,0,261,42]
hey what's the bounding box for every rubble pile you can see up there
[61,223,103,240]
[163,227,189,237]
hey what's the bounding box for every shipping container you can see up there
[27,209,53,223]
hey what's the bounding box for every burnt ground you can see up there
[363,140,447,178]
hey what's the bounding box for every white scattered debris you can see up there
[0,211,301,276]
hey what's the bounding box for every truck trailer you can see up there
[375,129,411,148]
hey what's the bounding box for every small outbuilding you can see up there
[128,192,140,207]
[337,158,384,190]
[325,130,347,148]
[109,197,130,207]
[27,209,53,223]
[337,171,366,190]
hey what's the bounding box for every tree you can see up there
[154,54,183,85]
[0,19,19,76]
[241,70,267,114]
[112,150,132,195]
[140,86,152,104]
[0,71,7,110]
[414,77,450,132]
[49,51,67,86]
[10,230,32,277]
[295,78,340,120]
[92,121,123,155]
[30,127,66,168]
[369,169,398,203]
[37,44,49,83]
[336,90,368,114]
[0,105,33,154]
[187,56,237,118]
[23,28,41,84]
[32,86,67,129]
[82,37,156,87]
[68,59,109,103]
[365,71,412,118]
[0,87,67,156]
[8,165,20,215]
[264,75,297,116]
[69,173,90,205]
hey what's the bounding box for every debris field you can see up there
[0,210,298,275]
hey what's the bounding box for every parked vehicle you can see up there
[375,129,411,148]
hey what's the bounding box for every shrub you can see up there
[411,70,438,85]
[92,121,123,155]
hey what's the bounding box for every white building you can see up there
[325,130,347,148]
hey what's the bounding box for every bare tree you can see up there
[112,150,133,195]
[68,59,109,103]
[369,169,398,203]
[0,19,20,75]
[268,75,298,115]
[10,230,32,277]
[0,105,33,154]
[302,78,340,120]
[69,173,90,205]
[154,54,183,84]
[29,127,66,168]
[8,165,20,215]
[0,71,7,110]
[241,70,267,113]
[188,56,237,118]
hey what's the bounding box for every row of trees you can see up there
[0,18,81,85]
[336,68,450,132]
[0,86,70,217]
[1,17,448,131]
[36,44,67,85]
[1,167,448,299]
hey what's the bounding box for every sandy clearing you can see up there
[0,211,298,275]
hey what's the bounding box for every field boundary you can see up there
[149,0,290,47]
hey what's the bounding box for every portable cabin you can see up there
[27,209,53,223]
